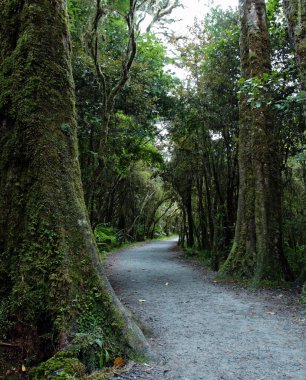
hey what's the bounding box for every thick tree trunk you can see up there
[220,0,293,283]
[0,0,149,368]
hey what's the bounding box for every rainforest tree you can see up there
[220,0,293,283]
[72,0,181,224]
[0,0,141,373]
[166,7,240,269]
[165,1,303,282]
[74,27,177,238]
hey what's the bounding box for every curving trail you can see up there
[106,238,306,380]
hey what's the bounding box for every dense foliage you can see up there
[165,3,305,285]
[69,0,304,283]
[69,0,179,242]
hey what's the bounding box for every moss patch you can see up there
[30,353,85,380]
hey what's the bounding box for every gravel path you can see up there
[106,238,306,380]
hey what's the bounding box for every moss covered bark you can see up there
[220,0,293,284]
[0,0,127,370]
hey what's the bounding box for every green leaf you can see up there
[104,349,110,363]
[98,353,104,369]
[95,338,104,348]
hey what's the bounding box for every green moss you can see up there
[219,238,256,280]
[30,326,127,378]
[30,353,85,380]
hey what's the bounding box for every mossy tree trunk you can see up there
[220,0,293,284]
[0,0,125,363]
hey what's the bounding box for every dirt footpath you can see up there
[106,239,306,380]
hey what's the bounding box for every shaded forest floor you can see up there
[106,239,306,380]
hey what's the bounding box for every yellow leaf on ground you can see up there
[114,356,125,367]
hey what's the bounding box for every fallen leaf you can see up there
[114,356,125,367]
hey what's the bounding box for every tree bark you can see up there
[0,0,149,365]
[283,0,306,92]
[184,187,194,247]
[196,177,208,250]
[220,0,293,283]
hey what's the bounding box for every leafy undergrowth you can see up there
[2,335,127,379]
[182,246,305,296]
[183,246,213,268]
[285,245,306,285]
[94,225,175,258]
[30,352,127,380]
[94,226,121,254]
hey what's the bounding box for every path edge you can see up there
[88,238,157,363]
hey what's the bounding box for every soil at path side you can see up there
[105,239,306,380]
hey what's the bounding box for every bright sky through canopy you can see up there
[170,0,238,35]
[162,0,238,79]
